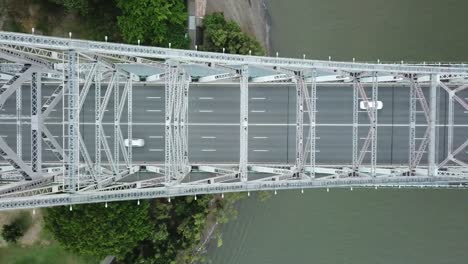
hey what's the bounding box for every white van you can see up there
[360,100,383,110]
[124,139,145,147]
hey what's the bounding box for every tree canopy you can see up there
[202,12,265,55]
[116,0,189,48]
[48,0,106,15]
[125,196,212,264]
[44,201,152,260]
[1,221,25,244]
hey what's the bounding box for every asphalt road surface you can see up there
[1,83,467,166]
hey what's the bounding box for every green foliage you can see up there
[44,201,152,260]
[202,12,265,55]
[216,231,223,248]
[48,0,96,15]
[257,191,272,202]
[2,221,25,244]
[213,192,246,225]
[126,196,212,264]
[116,0,189,48]
[1,212,30,244]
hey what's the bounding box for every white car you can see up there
[360,100,383,110]
[124,138,145,147]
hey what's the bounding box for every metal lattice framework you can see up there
[0,31,467,211]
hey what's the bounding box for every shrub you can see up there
[2,220,25,243]
[202,12,265,55]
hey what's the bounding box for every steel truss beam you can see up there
[2,31,468,74]
[406,75,437,176]
[0,174,467,211]
[351,73,378,176]
[295,73,305,177]
[127,76,133,170]
[439,81,468,167]
[239,65,248,181]
[16,78,22,161]
[165,64,190,184]
[0,59,40,180]
[30,71,42,173]
[63,50,79,192]
[0,64,34,108]
[428,74,438,176]
[309,70,317,178]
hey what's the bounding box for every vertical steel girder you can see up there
[447,88,454,154]
[115,76,130,169]
[16,84,22,159]
[30,71,42,173]
[114,74,120,173]
[428,74,438,176]
[165,66,176,183]
[309,70,317,178]
[239,65,248,181]
[127,77,133,169]
[352,76,359,174]
[409,78,416,173]
[181,75,189,170]
[94,64,102,179]
[370,72,378,177]
[408,76,432,174]
[295,73,305,177]
[64,50,79,192]
[165,65,190,184]
[97,72,118,175]
[294,70,316,179]
[352,73,378,176]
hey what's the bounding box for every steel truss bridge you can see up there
[0,31,467,211]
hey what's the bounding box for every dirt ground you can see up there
[0,209,47,247]
[206,0,270,53]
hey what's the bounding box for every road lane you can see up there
[0,83,466,166]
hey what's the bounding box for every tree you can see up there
[48,0,106,15]
[1,220,25,243]
[202,13,265,55]
[44,201,152,260]
[116,0,189,48]
[125,196,212,264]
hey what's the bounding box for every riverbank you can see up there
[206,0,271,54]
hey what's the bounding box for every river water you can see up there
[207,0,468,263]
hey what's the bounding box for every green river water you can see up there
[207,0,468,263]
